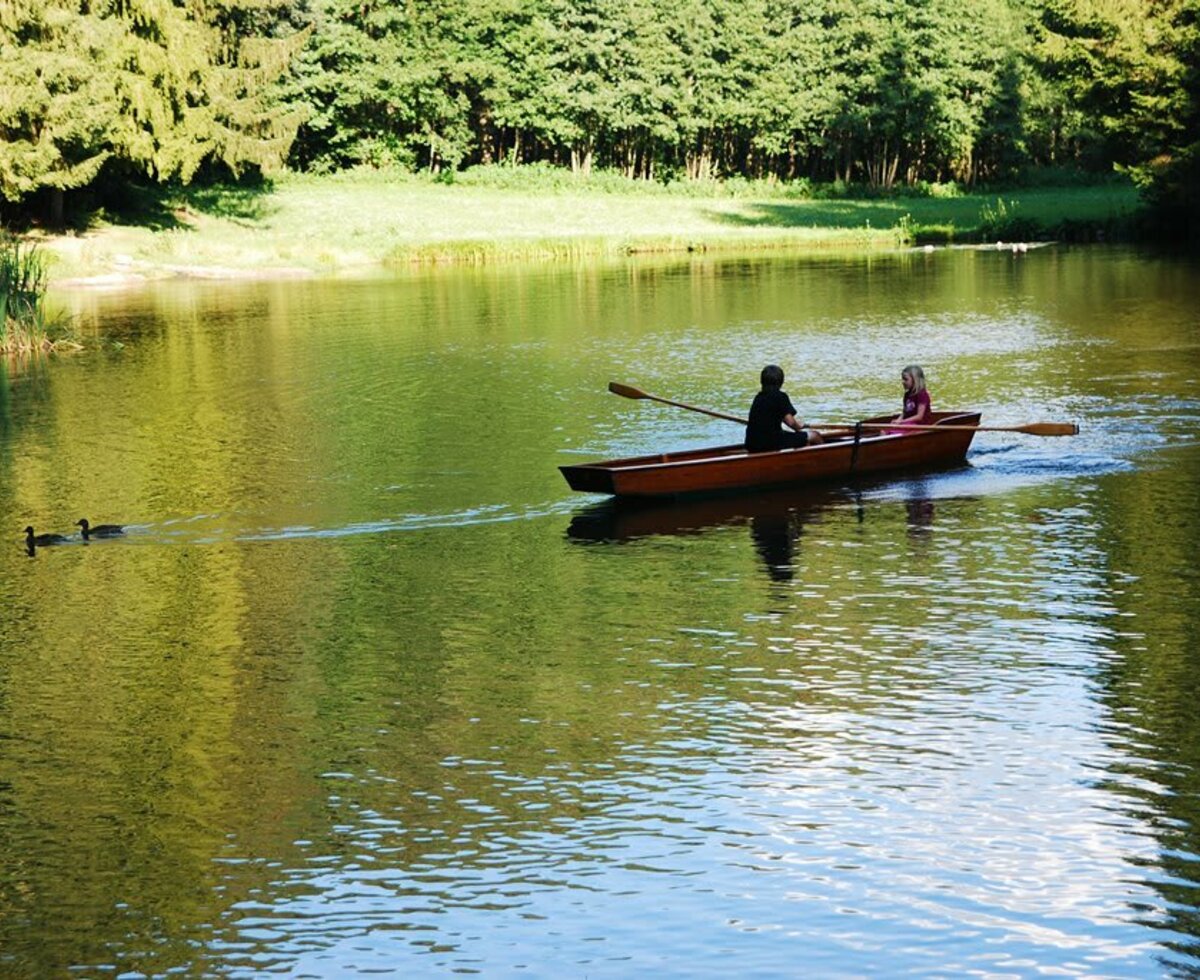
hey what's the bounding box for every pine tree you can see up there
[1,0,308,215]
[0,1,115,210]
[97,0,309,183]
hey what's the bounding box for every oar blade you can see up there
[1020,422,1080,436]
[608,381,647,400]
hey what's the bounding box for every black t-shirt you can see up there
[745,387,797,451]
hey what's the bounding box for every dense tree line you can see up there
[282,0,1200,220]
[1,0,1197,230]
[288,0,1036,185]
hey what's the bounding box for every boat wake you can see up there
[123,499,585,545]
[241,499,582,541]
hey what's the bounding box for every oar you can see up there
[814,421,1079,436]
[608,382,1079,436]
[608,381,748,425]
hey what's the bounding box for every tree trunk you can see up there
[478,108,493,166]
[50,188,64,229]
[571,144,594,176]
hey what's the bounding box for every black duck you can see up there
[76,518,125,539]
[24,526,71,546]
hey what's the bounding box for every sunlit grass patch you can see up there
[36,171,1145,282]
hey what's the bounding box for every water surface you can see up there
[2,245,1199,975]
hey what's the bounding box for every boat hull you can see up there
[560,412,981,498]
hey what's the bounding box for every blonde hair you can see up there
[902,365,927,394]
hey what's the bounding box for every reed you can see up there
[1,236,47,351]
[0,236,73,353]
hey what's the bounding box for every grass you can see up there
[1,236,79,352]
[1,237,51,352]
[31,169,1144,283]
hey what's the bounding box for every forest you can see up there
[1,0,1197,233]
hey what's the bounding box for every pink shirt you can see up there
[903,388,931,421]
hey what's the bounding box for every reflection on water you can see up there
[0,362,9,438]
[905,496,935,529]
[1,246,1200,975]
[749,511,797,581]
[566,484,842,541]
[568,484,877,584]
[566,476,956,590]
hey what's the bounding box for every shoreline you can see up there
[34,175,1140,288]
[51,264,320,288]
[48,240,1065,290]
[44,239,895,288]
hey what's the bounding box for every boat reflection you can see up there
[567,482,865,534]
[567,485,869,583]
[566,480,948,581]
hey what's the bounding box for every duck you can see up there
[24,525,71,547]
[76,518,125,539]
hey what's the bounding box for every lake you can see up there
[2,244,1199,976]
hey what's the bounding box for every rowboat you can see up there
[560,411,981,498]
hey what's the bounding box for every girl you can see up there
[891,365,931,430]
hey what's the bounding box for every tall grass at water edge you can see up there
[0,237,72,353]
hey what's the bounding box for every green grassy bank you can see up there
[36,170,1143,284]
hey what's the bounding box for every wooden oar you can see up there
[814,421,1080,436]
[608,381,1079,436]
[608,381,749,425]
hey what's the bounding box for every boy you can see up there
[745,365,823,452]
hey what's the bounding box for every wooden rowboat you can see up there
[560,411,981,498]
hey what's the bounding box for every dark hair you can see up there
[760,364,784,388]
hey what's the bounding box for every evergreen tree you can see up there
[1,0,306,218]
[98,0,308,182]
[0,1,115,217]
